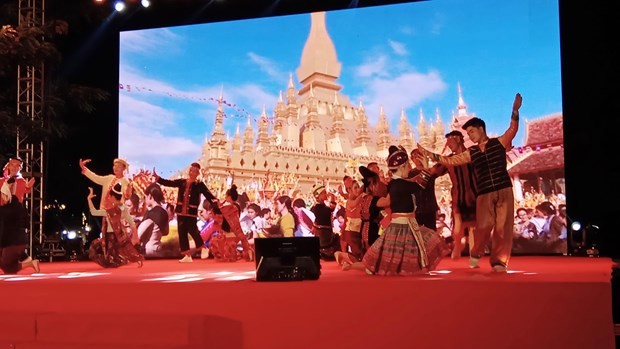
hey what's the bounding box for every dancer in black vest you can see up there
[418,93,522,272]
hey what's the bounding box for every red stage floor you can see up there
[0,256,615,349]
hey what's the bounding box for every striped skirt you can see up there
[362,214,449,276]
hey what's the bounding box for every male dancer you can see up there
[154,162,216,262]
[418,93,522,272]
[443,130,478,259]
[409,149,447,231]
[80,158,131,246]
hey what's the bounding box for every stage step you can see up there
[0,312,242,349]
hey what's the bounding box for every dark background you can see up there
[38,0,618,258]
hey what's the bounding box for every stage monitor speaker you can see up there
[254,236,321,282]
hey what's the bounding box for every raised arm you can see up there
[154,169,181,188]
[87,187,106,216]
[80,158,106,186]
[498,92,522,149]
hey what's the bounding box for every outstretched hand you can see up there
[26,178,35,188]
[416,144,429,157]
[152,167,159,179]
[79,158,91,171]
[513,93,522,112]
[87,187,96,200]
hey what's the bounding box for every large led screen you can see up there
[119,0,565,257]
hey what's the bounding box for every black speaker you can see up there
[254,237,321,281]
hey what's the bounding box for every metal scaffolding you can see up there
[16,0,45,255]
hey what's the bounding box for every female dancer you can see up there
[87,184,144,268]
[342,146,449,275]
[209,185,254,262]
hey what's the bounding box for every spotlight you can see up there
[114,1,126,12]
[570,221,581,232]
[141,0,150,8]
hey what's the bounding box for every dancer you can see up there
[443,130,478,259]
[341,146,449,275]
[154,162,215,262]
[334,166,389,267]
[409,148,447,230]
[87,184,144,268]
[342,180,364,261]
[209,184,254,262]
[418,92,522,272]
[310,185,340,261]
[0,155,39,274]
[79,158,131,247]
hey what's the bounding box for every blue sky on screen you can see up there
[119,0,562,176]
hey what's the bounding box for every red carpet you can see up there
[0,256,615,349]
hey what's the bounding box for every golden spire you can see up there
[355,99,370,145]
[377,105,390,150]
[398,108,414,151]
[242,117,254,153]
[257,105,270,148]
[232,123,242,152]
[274,90,286,132]
[305,84,320,128]
[330,91,345,136]
[457,82,467,117]
[211,92,226,141]
[296,11,342,101]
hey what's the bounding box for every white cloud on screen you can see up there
[119,64,281,173]
[119,93,201,159]
[247,52,288,83]
[400,25,416,36]
[359,70,446,125]
[119,94,176,129]
[429,12,445,35]
[355,55,389,78]
[120,29,181,54]
[352,51,447,125]
[388,40,409,56]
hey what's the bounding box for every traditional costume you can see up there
[362,146,449,275]
[88,183,144,268]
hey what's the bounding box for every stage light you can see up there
[571,221,581,232]
[114,1,126,12]
[67,231,78,240]
[141,0,150,8]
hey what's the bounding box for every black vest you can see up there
[469,138,512,195]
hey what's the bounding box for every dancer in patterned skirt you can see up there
[342,146,450,275]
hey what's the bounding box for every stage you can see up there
[0,256,615,349]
